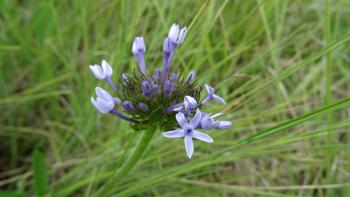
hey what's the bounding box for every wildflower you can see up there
[168,23,187,45]
[202,84,226,105]
[132,37,146,74]
[89,23,232,159]
[199,112,232,130]
[161,23,187,83]
[162,109,213,159]
[90,87,115,113]
[89,60,116,90]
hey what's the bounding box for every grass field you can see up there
[1,0,350,196]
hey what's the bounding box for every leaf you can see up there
[32,150,48,196]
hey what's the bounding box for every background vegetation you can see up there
[1,0,350,196]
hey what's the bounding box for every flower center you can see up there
[185,128,193,134]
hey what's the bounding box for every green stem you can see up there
[98,126,157,196]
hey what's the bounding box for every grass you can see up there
[1,0,350,196]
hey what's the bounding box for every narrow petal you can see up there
[162,129,185,138]
[139,37,146,52]
[213,94,226,104]
[176,112,188,129]
[168,24,179,42]
[91,97,103,113]
[184,135,194,159]
[163,37,171,53]
[192,130,213,143]
[102,60,113,76]
[205,84,214,95]
[184,96,197,109]
[89,65,105,80]
[177,27,187,44]
[211,113,223,118]
[201,96,211,105]
[189,109,201,128]
[132,39,138,54]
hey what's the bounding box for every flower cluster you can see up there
[90,23,232,159]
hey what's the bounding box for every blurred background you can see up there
[1,0,350,196]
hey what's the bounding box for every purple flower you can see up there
[161,24,187,83]
[202,84,226,105]
[132,37,146,74]
[90,87,115,113]
[168,23,187,45]
[162,109,213,159]
[89,23,233,160]
[89,60,117,91]
[89,60,113,80]
[161,37,172,82]
[123,101,136,113]
[199,113,232,130]
[154,68,161,84]
[184,96,197,114]
[142,80,153,99]
[163,80,174,96]
[152,84,160,95]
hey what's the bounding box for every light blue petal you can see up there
[201,96,211,105]
[96,98,113,113]
[90,97,103,113]
[213,94,226,104]
[184,96,197,109]
[218,121,232,129]
[102,60,113,76]
[192,130,213,143]
[89,65,105,80]
[168,23,179,43]
[176,112,188,129]
[177,27,187,44]
[205,84,215,95]
[189,109,201,128]
[211,113,223,118]
[95,87,113,103]
[184,135,194,159]
[162,129,185,138]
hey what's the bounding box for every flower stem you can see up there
[98,126,157,196]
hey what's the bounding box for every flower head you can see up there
[89,23,232,159]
